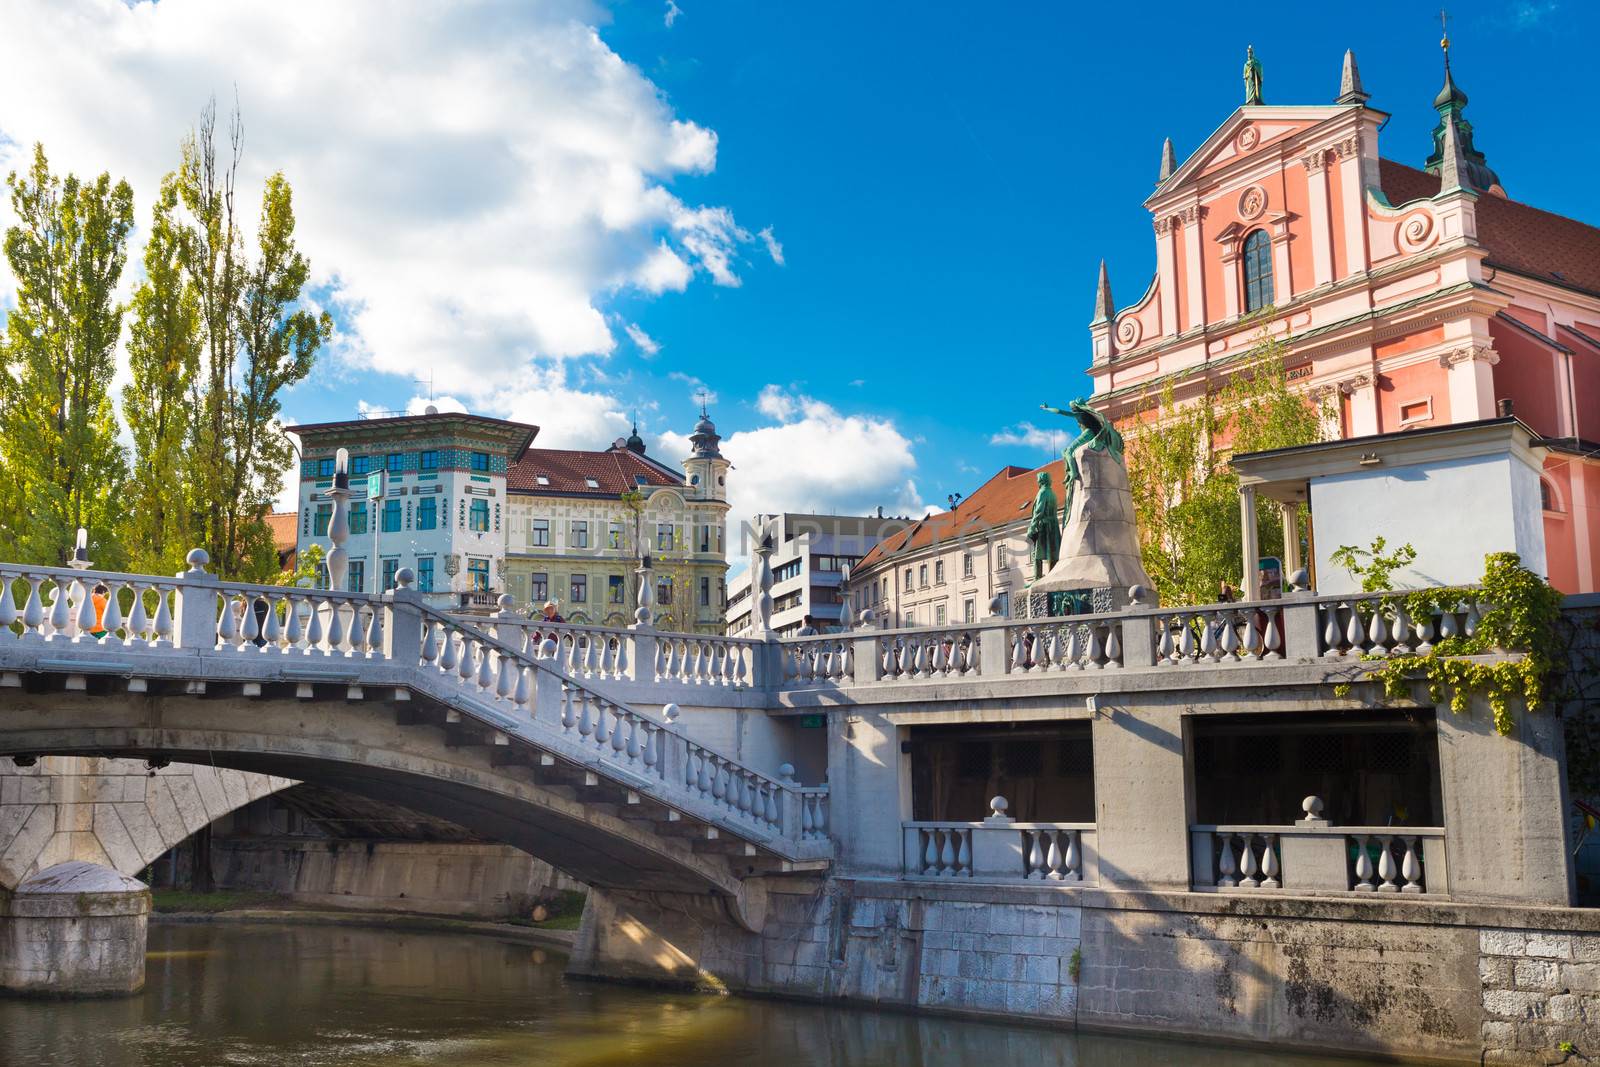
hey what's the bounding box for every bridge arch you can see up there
[0,683,769,928]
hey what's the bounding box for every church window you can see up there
[1243,229,1274,312]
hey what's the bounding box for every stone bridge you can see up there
[0,555,830,943]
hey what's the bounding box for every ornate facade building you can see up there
[503,413,731,633]
[1091,45,1600,592]
[289,407,730,624]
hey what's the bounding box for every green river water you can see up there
[1,922,1408,1066]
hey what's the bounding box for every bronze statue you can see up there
[1026,471,1061,581]
[1040,398,1125,519]
[1243,45,1264,106]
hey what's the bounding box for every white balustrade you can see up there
[679,740,785,834]
[904,812,1096,884]
[215,587,381,657]
[654,634,755,687]
[1021,826,1086,881]
[877,628,980,681]
[1007,618,1123,672]
[909,825,974,877]
[1315,592,1482,658]
[1154,605,1283,665]
[781,636,852,684]
[0,566,179,647]
[1190,822,1444,896]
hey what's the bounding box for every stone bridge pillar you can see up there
[0,861,149,996]
[566,883,777,989]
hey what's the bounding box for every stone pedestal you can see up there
[0,861,149,997]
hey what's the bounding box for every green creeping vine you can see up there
[1358,553,1563,736]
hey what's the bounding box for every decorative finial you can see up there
[1440,8,1451,59]
[1243,44,1264,106]
[1423,21,1502,197]
[1092,260,1114,324]
[1157,137,1176,184]
[1336,49,1369,105]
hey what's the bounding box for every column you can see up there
[1342,373,1378,437]
[1181,205,1206,331]
[1279,501,1301,578]
[1335,135,1369,279]
[1441,342,1499,422]
[1302,150,1334,287]
[1269,214,1295,304]
[1155,216,1179,337]
[1240,486,1261,600]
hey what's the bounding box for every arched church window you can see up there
[1243,229,1274,312]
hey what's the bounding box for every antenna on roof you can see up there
[414,371,435,404]
[695,389,710,416]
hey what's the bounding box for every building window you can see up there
[382,499,402,533]
[657,523,674,551]
[995,591,1010,618]
[471,451,490,472]
[419,450,438,471]
[585,478,599,489]
[316,457,335,478]
[700,576,711,607]
[416,557,434,592]
[347,560,365,593]
[352,454,371,476]
[698,525,711,553]
[417,497,437,530]
[349,502,368,535]
[531,519,549,547]
[1243,229,1274,313]
[935,560,945,584]
[1541,479,1562,513]
[469,499,489,532]
[570,574,587,603]
[572,520,589,549]
[531,573,548,602]
[963,552,974,578]
[904,568,913,590]
[657,578,673,606]
[919,564,928,588]
[935,603,947,626]
[314,505,332,537]
[467,558,490,592]
[608,575,625,603]
[381,558,399,592]
[964,598,976,623]
[609,522,624,550]
[995,545,1007,570]
[385,452,405,473]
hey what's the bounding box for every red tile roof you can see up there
[857,458,1068,572]
[266,512,298,552]
[507,446,684,497]
[1379,159,1600,297]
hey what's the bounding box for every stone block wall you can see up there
[1479,927,1600,1063]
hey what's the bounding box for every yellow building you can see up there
[502,413,730,632]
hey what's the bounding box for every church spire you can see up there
[1157,137,1176,184]
[1335,49,1369,105]
[1423,24,1504,196]
[1092,260,1114,324]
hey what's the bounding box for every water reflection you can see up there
[0,923,1403,1066]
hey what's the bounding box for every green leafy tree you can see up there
[0,145,133,565]
[122,173,201,574]
[1330,536,1418,593]
[1125,315,1326,606]
[173,101,329,580]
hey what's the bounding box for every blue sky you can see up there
[1,1,1595,531]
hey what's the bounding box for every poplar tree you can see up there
[122,174,201,574]
[168,101,329,579]
[0,145,132,565]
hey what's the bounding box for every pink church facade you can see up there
[1088,48,1600,594]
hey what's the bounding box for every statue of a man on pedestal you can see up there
[1026,471,1061,581]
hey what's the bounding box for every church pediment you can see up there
[1147,106,1350,206]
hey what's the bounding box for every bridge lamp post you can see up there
[326,448,352,592]
[65,527,91,639]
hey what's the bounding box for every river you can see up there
[2,922,1408,1066]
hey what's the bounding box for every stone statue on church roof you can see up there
[1243,45,1264,106]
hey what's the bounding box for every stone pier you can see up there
[0,861,149,996]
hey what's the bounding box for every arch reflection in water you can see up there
[0,924,1406,1066]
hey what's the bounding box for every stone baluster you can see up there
[1238,835,1260,888]
[1401,837,1423,893]
[1353,838,1375,891]
[1376,837,1399,892]
[1261,834,1281,889]
[1217,834,1238,888]
[1321,604,1342,658]
[125,584,149,646]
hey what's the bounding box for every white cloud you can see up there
[757,225,785,266]
[717,386,930,562]
[990,421,1066,454]
[624,323,660,356]
[0,0,768,402]
[665,1,684,28]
